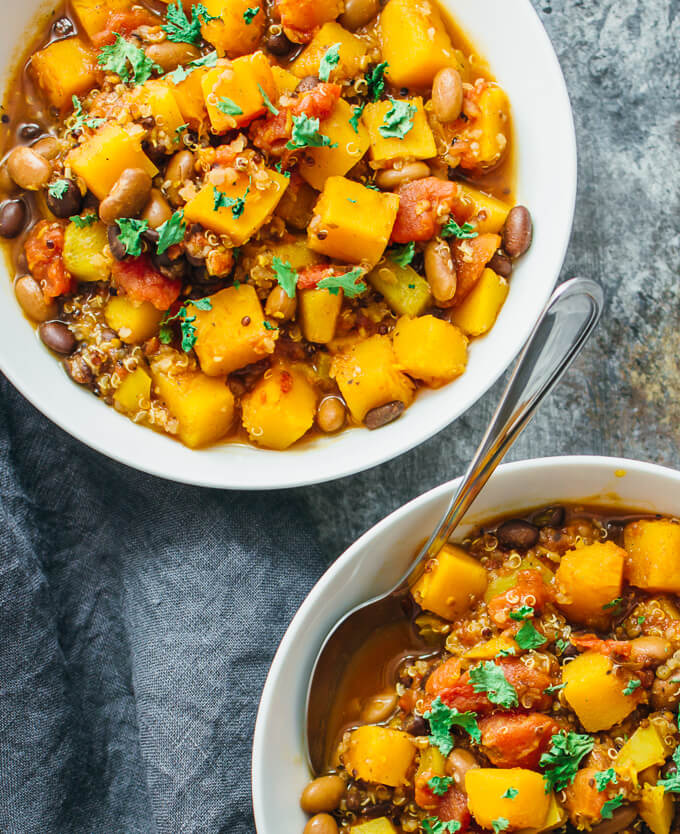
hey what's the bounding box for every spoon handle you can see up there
[412,276,604,572]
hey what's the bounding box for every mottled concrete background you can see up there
[298,0,680,557]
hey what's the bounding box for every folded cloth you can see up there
[0,375,326,834]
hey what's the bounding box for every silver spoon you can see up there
[305,275,604,773]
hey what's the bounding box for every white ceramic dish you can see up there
[0,0,576,489]
[252,455,680,833]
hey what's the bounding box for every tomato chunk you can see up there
[451,233,502,305]
[570,633,633,661]
[391,178,463,244]
[292,83,342,119]
[436,787,471,830]
[479,712,561,769]
[25,220,74,300]
[487,570,550,628]
[426,657,463,697]
[91,9,158,46]
[111,255,182,311]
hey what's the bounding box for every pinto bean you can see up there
[502,206,533,258]
[629,636,672,666]
[375,162,430,190]
[265,285,296,321]
[303,814,338,834]
[651,677,680,710]
[99,168,152,225]
[31,136,61,160]
[432,67,464,123]
[364,400,405,429]
[164,150,194,206]
[38,321,76,354]
[317,397,345,433]
[496,519,540,551]
[424,238,456,304]
[340,0,380,29]
[360,692,397,724]
[589,805,637,834]
[300,775,345,814]
[142,189,173,229]
[445,749,479,790]
[0,199,27,238]
[14,275,57,321]
[145,41,201,73]
[7,146,52,190]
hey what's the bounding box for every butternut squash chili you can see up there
[301,507,680,834]
[0,0,531,449]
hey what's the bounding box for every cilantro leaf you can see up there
[555,638,570,655]
[243,5,260,22]
[492,818,509,833]
[422,819,461,834]
[167,50,217,84]
[163,1,218,43]
[509,605,535,621]
[217,97,243,115]
[70,214,97,228]
[659,748,680,792]
[159,298,213,352]
[286,114,336,150]
[71,96,105,132]
[258,83,279,115]
[317,268,366,298]
[594,769,618,792]
[213,183,249,218]
[271,256,297,299]
[502,788,519,799]
[175,122,189,142]
[544,683,566,695]
[515,620,547,651]
[349,103,364,133]
[623,678,641,696]
[263,320,278,331]
[365,61,388,101]
[602,597,623,611]
[378,99,416,139]
[424,696,481,756]
[156,210,186,255]
[98,34,161,84]
[540,731,594,793]
[469,662,518,709]
[48,180,69,199]
[427,775,453,797]
[601,794,625,820]
[387,241,415,268]
[441,219,478,240]
[318,42,341,82]
[116,218,149,256]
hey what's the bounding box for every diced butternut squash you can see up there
[415,745,447,780]
[71,0,132,39]
[331,335,414,422]
[350,819,397,834]
[202,52,276,131]
[131,81,185,145]
[393,315,468,387]
[192,285,275,376]
[271,65,298,95]
[114,367,152,413]
[152,366,235,448]
[554,541,625,628]
[105,296,163,344]
[62,219,111,282]
[309,176,400,266]
[466,768,552,831]
[380,0,464,88]
[562,652,639,732]
[201,0,265,57]
[464,635,518,661]
[276,0,344,42]
[343,726,416,787]
[640,784,674,834]
[184,168,289,244]
[240,362,316,449]
[411,543,488,621]
[362,98,437,165]
[464,84,511,170]
[517,794,568,834]
[299,288,343,344]
[67,124,158,200]
[624,519,680,593]
[367,259,432,317]
[290,22,367,81]
[170,68,209,129]
[31,37,99,110]
[298,99,370,191]
[450,268,509,337]
[615,724,667,781]
[457,183,512,235]
[267,237,321,271]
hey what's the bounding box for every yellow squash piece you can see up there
[380,0,465,88]
[31,37,99,110]
[331,335,414,422]
[114,367,152,413]
[202,52,276,131]
[468,84,511,170]
[298,99,370,191]
[299,289,343,344]
[152,367,235,448]
[639,784,675,834]
[201,0,266,58]
[271,65,298,95]
[458,183,512,235]
[411,543,488,621]
[464,635,518,661]
[362,98,437,165]
[62,220,111,283]
[624,519,680,593]
[517,794,568,834]
[562,651,639,732]
[104,296,163,344]
[343,726,416,787]
[71,0,132,39]
[309,176,400,266]
[393,315,468,387]
[615,724,668,781]
[466,768,552,831]
[192,285,275,376]
[131,81,186,146]
[291,22,367,81]
[240,363,317,450]
[170,68,209,129]
[184,168,289,244]
[350,819,397,834]
[554,541,625,628]
[450,268,509,337]
[367,259,432,317]
[67,124,158,201]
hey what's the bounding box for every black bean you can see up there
[46,179,82,218]
[0,199,27,238]
[265,29,295,56]
[404,715,428,736]
[296,75,320,94]
[502,206,533,259]
[20,123,42,140]
[344,787,362,813]
[496,519,540,551]
[364,400,405,429]
[533,505,566,528]
[363,802,392,818]
[63,353,93,384]
[39,321,76,354]
[143,228,160,246]
[488,250,513,279]
[186,252,205,267]
[107,225,127,261]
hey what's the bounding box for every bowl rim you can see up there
[0,0,577,490]
[251,455,680,829]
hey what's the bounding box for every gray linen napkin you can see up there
[0,375,326,834]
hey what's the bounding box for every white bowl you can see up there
[0,0,576,489]
[252,455,680,832]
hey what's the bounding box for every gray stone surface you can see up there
[297,0,680,558]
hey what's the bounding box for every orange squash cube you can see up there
[343,726,416,787]
[362,98,436,165]
[562,652,640,732]
[392,315,468,387]
[299,288,343,344]
[114,367,152,413]
[170,68,210,129]
[71,0,132,38]
[202,52,276,132]
[31,37,99,110]
[276,0,344,42]
[456,183,512,234]
[624,519,680,593]
[555,541,625,628]
[466,769,552,831]
[201,0,266,57]
[450,268,509,337]
[290,22,367,81]
[104,296,163,344]
[411,544,488,620]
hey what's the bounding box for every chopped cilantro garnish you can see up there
[469,662,518,709]
[422,818,461,834]
[594,769,618,792]
[498,648,516,657]
[217,97,243,116]
[243,5,260,22]
[258,83,279,115]
[502,788,519,800]
[271,256,297,299]
[156,210,186,255]
[637,615,646,625]
[387,241,415,267]
[365,61,388,101]
[48,180,69,200]
[263,320,278,331]
[659,748,680,792]
[492,818,509,833]
[601,794,625,819]
[175,122,189,141]
[544,683,566,695]
[378,100,416,139]
[603,597,623,610]
[427,775,453,797]
[98,34,161,84]
[71,96,105,132]
[159,297,212,352]
[167,50,217,84]
[349,103,364,133]
[70,214,97,228]
[509,605,535,621]
[555,638,570,655]
[317,268,366,298]
[424,696,481,755]
[213,183,249,218]
[286,114,336,150]
[540,731,594,793]
[162,0,218,44]
[116,218,149,257]
[318,42,341,82]
[515,620,547,651]
[441,219,478,240]
[623,678,641,696]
